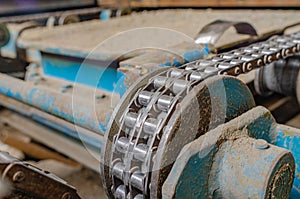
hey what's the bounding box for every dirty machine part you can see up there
[0,152,81,199]
[163,106,298,198]
[101,31,300,198]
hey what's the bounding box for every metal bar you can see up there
[0,72,107,135]
[0,94,104,150]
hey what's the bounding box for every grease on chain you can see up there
[108,32,300,199]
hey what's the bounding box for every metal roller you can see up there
[255,55,300,99]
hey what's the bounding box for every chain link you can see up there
[108,31,300,199]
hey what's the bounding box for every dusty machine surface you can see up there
[1,7,300,199]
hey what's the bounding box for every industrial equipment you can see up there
[0,8,300,199]
[1,28,299,199]
[101,31,300,199]
[0,151,81,198]
[0,0,129,78]
[0,0,102,24]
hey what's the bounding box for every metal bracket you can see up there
[195,20,258,45]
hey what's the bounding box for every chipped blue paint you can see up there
[115,73,127,97]
[172,58,182,67]
[210,138,284,198]
[163,61,171,66]
[174,145,217,199]
[23,38,212,109]
[271,126,300,198]
[0,74,107,135]
[247,115,274,141]
[0,86,23,101]
[100,9,111,21]
[183,49,203,62]
[99,122,107,133]
[158,61,172,67]
[165,106,297,199]
[183,44,210,62]
[246,114,300,198]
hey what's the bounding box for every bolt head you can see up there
[254,139,269,150]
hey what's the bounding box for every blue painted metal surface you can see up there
[163,106,298,199]
[0,92,103,161]
[100,9,112,21]
[170,145,217,199]
[247,115,300,197]
[0,73,107,134]
[182,47,210,63]
[41,53,126,95]
[39,43,210,96]
[210,137,294,199]
[270,125,300,198]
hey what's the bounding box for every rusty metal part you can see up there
[0,151,81,199]
[101,30,300,199]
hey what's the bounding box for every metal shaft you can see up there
[0,73,106,135]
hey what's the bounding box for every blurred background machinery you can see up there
[0,0,130,80]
